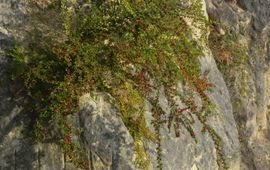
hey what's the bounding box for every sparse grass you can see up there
[208,22,251,95]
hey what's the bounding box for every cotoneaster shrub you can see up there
[9,0,228,169]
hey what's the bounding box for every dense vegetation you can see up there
[9,0,228,169]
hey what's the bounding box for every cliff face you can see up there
[0,0,270,170]
[207,0,270,169]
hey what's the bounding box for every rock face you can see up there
[206,0,270,169]
[0,0,270,170]
[78,93,136,170]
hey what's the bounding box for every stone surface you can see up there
[206,0,270,169]
[1,0,270,170]
[78,93,136,170]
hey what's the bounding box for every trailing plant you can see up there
[9,0,228,169]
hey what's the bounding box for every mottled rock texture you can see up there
[0,0,270,170]
[206,0,270,169]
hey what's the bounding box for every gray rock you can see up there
[206,0,270,169]
[78,93,136,170]
[1,0,270,170]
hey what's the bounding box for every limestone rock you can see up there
[1,0,270,170]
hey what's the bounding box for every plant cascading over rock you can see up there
[9,0,228,169]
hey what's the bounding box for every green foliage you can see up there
[9,0,227,169]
